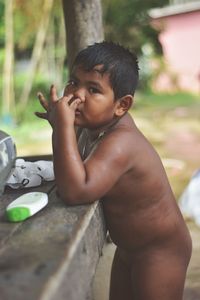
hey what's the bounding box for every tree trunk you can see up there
[55,14,66,91]
[19,0,54,107]
[2,0,15,120]
[46,18,56,84]
[62,0,104,73]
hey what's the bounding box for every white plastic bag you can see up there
[179,170,200,226]
[6,159,54,189]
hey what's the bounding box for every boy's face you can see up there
[63,65,120,129]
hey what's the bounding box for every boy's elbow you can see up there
[57,188,97,206]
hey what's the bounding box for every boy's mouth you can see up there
[75,108,81,116]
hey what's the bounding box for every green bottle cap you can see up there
[6,207,31,222]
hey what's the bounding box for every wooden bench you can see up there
[0,156,106,300]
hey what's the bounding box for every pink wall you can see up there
[152,10,200,93]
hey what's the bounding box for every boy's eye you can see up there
[89,87,100,94]
[67,79,77,87]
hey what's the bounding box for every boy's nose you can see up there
[74,87,86,102]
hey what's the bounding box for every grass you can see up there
[135,91,199,109]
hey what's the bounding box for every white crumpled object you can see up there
[6,159,55,189]
[179,170,200,226]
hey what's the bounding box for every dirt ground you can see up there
[93,104,200,300]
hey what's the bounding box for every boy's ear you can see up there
[114,95,133,117]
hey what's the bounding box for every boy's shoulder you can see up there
[90,113,140,160]
[101,113,154,164]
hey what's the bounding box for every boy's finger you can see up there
[34,112,48,119]
[62,94,74,104]
[37,93,48,111]
[70,98,81,110]
[50,85,58,102]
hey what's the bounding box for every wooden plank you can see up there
[0,184,106,300]
[17,155,53,162]
[0,183,55,250]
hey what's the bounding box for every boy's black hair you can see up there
[72,41,139,99]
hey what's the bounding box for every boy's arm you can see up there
[53,124,131,205]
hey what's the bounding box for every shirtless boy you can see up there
[36,41,192,300]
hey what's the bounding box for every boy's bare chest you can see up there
[77,128,106,160]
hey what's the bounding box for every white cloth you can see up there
[179,170,200,226]
[6,159,54,189]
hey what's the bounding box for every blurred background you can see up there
[0,0,200,199]
[1,1,200,298]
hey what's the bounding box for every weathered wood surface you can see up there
[0,182,106,300]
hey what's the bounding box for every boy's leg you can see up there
[109,247,134,300]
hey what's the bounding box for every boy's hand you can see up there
[35,85,81,128]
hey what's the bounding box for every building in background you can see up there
[149,0,200,93]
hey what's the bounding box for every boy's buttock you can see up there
[111,238,191,300]
[120,232,191,264]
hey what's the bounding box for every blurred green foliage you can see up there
[1,0,188,125]
[0,1,4,47]
[102,0,168,54]
[0,0,169,57]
